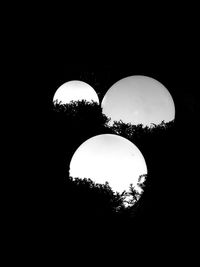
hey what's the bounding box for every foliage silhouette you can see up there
[53,99,110,129]
[48,99,182,235]
[109,119,175,141]
[62,174,147,221]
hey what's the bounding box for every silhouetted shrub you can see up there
[62,174,148,221]
[53,100,110,127]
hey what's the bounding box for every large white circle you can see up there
[102,75,175,127]
[53,80,99,104]
[69,134,147,194]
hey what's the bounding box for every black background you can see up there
[14,9,199,263]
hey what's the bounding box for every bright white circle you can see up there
[69,134,147,195]
[53,80,99,104]
[102,75,175,127]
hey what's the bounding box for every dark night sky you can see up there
[17,8,199,262]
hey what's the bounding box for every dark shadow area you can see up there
[27,59,198,261]
[12,21,199,262]
[43,101,181,235]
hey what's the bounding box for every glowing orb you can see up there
[53,80,99,105]
[69,134,147,197]
[102,75,175,126]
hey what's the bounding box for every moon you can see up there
[53,80,99,105]
[69,134,147,202]
[102,75,175,127]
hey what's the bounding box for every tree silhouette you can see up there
[61,171,149,223]
[49,100,112,183]
[109,119,175,141]
[53,99,110,129]
[48,98,180,238]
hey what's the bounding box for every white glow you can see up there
[102,75,175,127]
[53,80,99,104]
[69,134,147,196]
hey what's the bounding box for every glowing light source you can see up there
[69,134,147,198]
[102,75,175,127]
[53,80,99,105]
